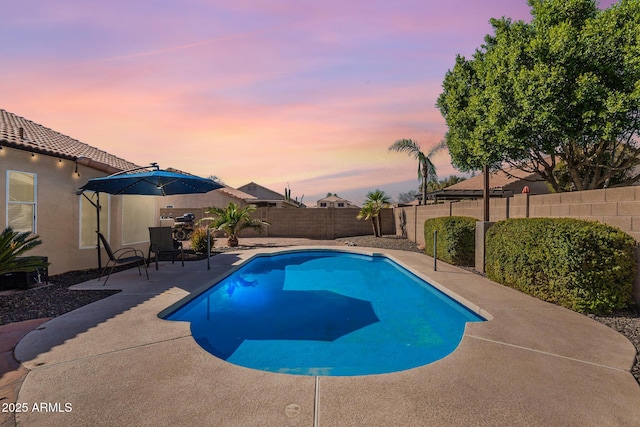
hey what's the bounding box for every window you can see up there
[80,192,109,248]
[7,171,36,233]
[122,195,156,244]
[320,202,327,207]
[337,202,345,207]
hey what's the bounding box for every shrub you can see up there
[424,216,476,266]
[190,227,213,254]
[0,227,49,275]
[485,218,636,314]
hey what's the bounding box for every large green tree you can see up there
[437,0,640,192]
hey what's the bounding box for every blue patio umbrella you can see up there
[79,165,222,196]
[78,163,223,269]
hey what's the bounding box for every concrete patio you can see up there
[8,243,640,426]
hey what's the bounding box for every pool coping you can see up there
[11,245,640,426]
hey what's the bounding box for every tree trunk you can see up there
[421,163,428,205]
[228,235,239,247]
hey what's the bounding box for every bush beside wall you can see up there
[485,218,636,314]
[190,227,211,254]
[424,216,476,266]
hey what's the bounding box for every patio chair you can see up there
[147,227,184,270]
[97,232,149,286]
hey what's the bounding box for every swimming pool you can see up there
[164,250,485,376]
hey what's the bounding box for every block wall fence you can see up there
[158,207,396,240]
[394,186,640,245]
[395,186,640,303]
[161,188,640,244]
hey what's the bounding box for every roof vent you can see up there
[18,127,24,139]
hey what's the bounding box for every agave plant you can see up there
[201,203,269,247]
[0,227,49,276]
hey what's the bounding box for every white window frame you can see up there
[6,170,37,233]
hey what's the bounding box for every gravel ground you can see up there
[1,235,638,383]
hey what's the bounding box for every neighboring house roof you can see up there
[237,182,303,207]
[426,164,548,201]
[446,167,540,191]
[217,186,257,201]
[0,108,141,174]
[238,182,285,200]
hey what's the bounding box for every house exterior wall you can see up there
[159,190,250,212]
[1,147,149,275]
[316,199,351,208]
[504,177,549,195]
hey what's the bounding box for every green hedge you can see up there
[424,216,476,266]
[486,218,636,314]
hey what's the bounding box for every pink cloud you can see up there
[3,0,620,203]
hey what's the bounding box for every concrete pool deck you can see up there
[7,243,640,426]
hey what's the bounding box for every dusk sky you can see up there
[2,0,618,205]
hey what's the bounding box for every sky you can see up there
[2,0,618,206]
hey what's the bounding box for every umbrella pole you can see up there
[96,192,102,271]
[81,192,102,271]
[207,228,211,270]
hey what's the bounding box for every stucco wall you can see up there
[1,147,149,275]
[159,190,250,212]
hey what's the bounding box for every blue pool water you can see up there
[164,250,485,376]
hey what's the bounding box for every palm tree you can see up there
[200,203,269,247]
[389,139,447,205]
[367,189,390,236]
[356,203,379,237]
[357,189,391,237]
[0,227,49,276]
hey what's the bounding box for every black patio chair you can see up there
[147,227,184,270]
[97,232,149,286]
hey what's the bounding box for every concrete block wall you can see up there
[240,207,395,239]
[396,186,640,303]
[511,187,640,242]
[396,198,512,246]
[396,187,640,245]
[160,207,395,240]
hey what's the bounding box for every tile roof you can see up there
[446,166,540,191]
[0,108,141,173]
[217,186,257,200]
